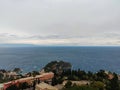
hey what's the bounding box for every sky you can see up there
[0,0,120,46]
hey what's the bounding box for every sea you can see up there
[0,46,120,74]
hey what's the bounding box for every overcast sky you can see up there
[0,0,120,46]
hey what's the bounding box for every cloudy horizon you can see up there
[0,0,120,46]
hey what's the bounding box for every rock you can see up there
[44,61,72,74]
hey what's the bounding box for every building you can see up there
[4,82,13,90]
[35,72,54,81]
[2,72,54,90]
[35,82,58,90]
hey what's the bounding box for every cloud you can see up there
[0,32,119,46]
[0,0,120,46]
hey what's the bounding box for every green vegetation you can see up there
[64,80,72,88]
[47,61,120,90]
[63,86,99,90]
[6,84,19,90]
[106,73,120,90]
[63,80,104,90]
[91,81,104,90]
[13,68,22,74]
[44,61,71,74]
[26,71,40,77]
[6,82,31,90]
[63,84,99,90]
[1,61,120,90]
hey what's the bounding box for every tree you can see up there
[52,77,58,86]
[63,85,99,90]
[6,84,19,90]
[65,81,72,88]
[19,82,29,90]
[13,68,22,74]
[91,81,104,90]
[106,73,120,90]
[0,73,3,80]
[32,71,40,77]
[96,70,108,81]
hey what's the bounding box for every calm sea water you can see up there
[0,46,120,73]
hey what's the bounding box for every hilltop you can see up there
[44,61,72,74]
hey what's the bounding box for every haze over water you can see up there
[0,46,120,73]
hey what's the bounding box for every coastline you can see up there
[0,61,119,90]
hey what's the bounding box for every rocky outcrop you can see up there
[43,61,72,74]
